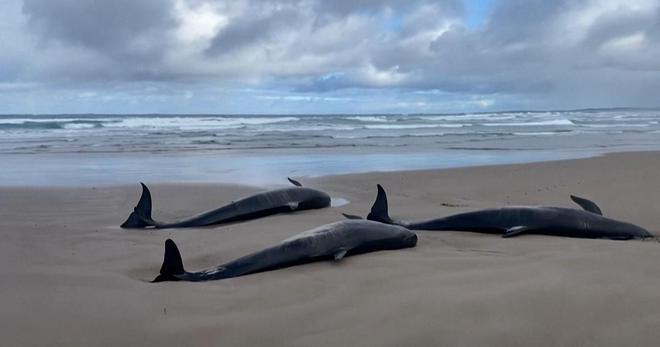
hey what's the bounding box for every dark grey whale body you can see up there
[350,185,652,240]
[121,178,330,229]
[153,220,418,282]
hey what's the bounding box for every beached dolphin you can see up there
[121,178,331,229]
[152,220,418,282]
[344,185,652,240]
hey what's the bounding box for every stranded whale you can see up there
[153,220,418,282]
[121,178,331,229]
[346,185,652,240]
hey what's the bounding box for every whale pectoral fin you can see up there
[609,235,633,241]
[503,226,531,238]
[287,202,299,210]
[342,213,363,220]
[333,248,348,261]
[570,195,603,215]
[287,177,303,187]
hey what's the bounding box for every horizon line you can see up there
[0,106,659,117]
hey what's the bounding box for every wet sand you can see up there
[1,151,660,346]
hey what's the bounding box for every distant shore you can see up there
[2,151,660,346]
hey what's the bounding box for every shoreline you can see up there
[2,148,657,188]
[2,151,660,346]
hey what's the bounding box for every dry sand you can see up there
[2,151,660,346]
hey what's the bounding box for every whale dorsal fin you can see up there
[153,239,185,282]
[367,184,393,224]
[502,226,531,238]
[120,183,155,229]
[288,177,302,187]
[570,195,603,215]
[342,213,363,220]
[333,248,348,261]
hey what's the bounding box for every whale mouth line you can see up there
[331,197,350,207]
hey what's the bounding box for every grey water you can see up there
[1,109,658,186]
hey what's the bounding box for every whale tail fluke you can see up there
[120,183,156,229]
[367,184,394,224]
[153,239,185,282]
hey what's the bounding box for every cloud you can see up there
[20,0,176,81]
[205,4,303,56]
[2,0,660,113]
[22,0,175,54]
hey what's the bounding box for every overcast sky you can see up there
[1,0,659,114]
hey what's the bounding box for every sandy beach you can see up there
[2,151,660,346]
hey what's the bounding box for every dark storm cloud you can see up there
[205,6,302,56]
[21,0,176,75]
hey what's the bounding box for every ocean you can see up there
[1,109,659,186]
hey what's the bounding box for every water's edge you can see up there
[1,147,642,188]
